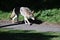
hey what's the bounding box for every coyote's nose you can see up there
[31,17,35,20]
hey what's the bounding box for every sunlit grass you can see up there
[35,8,60,23]
[0,11,11,20]
[0,11,23,21]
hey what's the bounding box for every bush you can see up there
[34,8,60,23]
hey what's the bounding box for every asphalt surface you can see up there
[0,20,60,32]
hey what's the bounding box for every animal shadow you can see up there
[28,18,43,24]
[0,18,43,27]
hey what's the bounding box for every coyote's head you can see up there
[29,10,35,20]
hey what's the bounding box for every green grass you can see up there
[0,28,36,33]
[0,11,23,21]
[0,11,10,20]
[35,8,60,23]
[0,28,60,40]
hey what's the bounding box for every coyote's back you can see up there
[20,7,34,18]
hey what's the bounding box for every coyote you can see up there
[10,7,35,24]
[20,7,35,24]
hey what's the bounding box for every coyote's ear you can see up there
[32,10,34,13]
[13,8,15,10]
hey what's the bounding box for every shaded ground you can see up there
[0,32,60,40]
[0,20,60,32]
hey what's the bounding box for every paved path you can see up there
[0,20,60,32]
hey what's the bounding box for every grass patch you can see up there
[0,28,36,33]
[35,8,60,23]
[0,11,23,21]
[0,11,10,20]
[0,28,60,40]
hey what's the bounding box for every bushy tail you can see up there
[10,8,15,20]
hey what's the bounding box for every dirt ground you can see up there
[0,20,60,27]
[0,20,60,32]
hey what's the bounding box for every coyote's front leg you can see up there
[24,17,31,25]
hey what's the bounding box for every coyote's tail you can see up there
[10,8,15,20]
